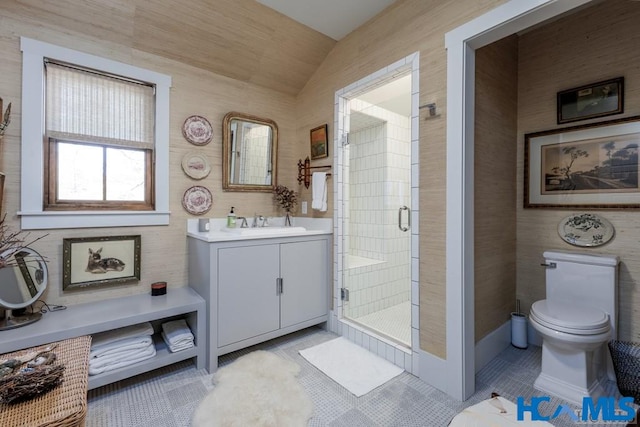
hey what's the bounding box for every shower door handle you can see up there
[398,206,410,232]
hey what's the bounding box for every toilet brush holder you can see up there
[511,312,528,349]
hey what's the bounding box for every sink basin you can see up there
[220,226,307,236]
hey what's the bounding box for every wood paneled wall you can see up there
[517,0,640,341]
[7,0,628,363]
[0,3,303,305]
[295,0,509,358]
[474,36,518,343]
[0,0,335,96]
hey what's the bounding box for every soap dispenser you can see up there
[227,207,236,228]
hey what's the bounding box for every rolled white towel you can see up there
[91,321,154,350]
[161,319,194,345]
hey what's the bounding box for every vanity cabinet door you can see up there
[217,244,280,347]
[280,239,328,329]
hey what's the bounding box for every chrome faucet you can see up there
[237,216,248,228]
[252,214,265,228]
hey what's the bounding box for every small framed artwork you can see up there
[524,115,640,209]
[310,124,329,160]
[557,77,624,124]
[62,235,141,290]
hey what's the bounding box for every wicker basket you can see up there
[608,340,640,404]
[0,336,91,427]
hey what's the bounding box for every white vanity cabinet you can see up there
[188,233,330,372]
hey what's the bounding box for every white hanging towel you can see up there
[311,172,327,212]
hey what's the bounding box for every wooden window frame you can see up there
[44,138,155,211]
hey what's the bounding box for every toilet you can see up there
[530,250,619,406]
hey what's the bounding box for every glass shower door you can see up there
[341,86,412,346]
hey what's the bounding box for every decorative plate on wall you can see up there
[182,115,213,145]
[557,213,614,247]
[181,151,211,180]
[182,186,212,215]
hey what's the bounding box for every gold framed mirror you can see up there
[222,112,278,192]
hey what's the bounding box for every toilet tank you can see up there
[543,250,619,335]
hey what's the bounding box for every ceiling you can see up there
[255,0,399,40]
[357,74,412,117]
[1,0,399,96]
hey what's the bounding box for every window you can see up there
[44,61,155,210]
[20,38,171,229]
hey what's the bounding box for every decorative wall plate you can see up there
[558,213,614,247]
[181,151,211,180]
[182,186,212,215]
[182,115,213,145]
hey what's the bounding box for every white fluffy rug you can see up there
[192,351,313,427]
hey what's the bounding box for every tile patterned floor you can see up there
[86,326,637,426]
[352,302,411,347]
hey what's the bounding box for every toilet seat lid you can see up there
[530,300,610,335]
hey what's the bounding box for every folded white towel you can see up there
[91,321,154,350]
[89,343,156,375]
[90,345,152,371]
[161,319,194,345]
[90,336,154,359]
[161,330,194,353]
[170,342,193,352]
[311,172,327,212]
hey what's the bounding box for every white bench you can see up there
[0,287,206,389]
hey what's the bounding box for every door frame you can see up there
[332,52,420,370]
[443,0,596,400]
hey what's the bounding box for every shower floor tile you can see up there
[352,301,411,346]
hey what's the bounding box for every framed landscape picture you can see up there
[525,116,640,209]
[557,77,624,124]
[310,124,328,160]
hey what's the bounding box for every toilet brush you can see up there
[511,299,528,349]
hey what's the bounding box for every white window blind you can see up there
[45,61,155,149]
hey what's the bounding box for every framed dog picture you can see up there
[62,235,141,290]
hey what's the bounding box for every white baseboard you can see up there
[418,348,454,396]
[475,320,511,373]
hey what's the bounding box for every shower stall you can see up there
[334,54,418,356]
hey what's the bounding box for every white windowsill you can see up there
[19,210,171,230]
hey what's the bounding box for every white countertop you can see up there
[187,217,332,242]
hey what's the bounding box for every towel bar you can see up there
[297,156,331,189]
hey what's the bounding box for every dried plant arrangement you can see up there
[0,346,63,404]
[0,215,47,268]
[0,364,65,404]
[273,185,298,213]
[0,97,11,138]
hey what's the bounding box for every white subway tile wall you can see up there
[343,101,411,320]
[240,125,270,184]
